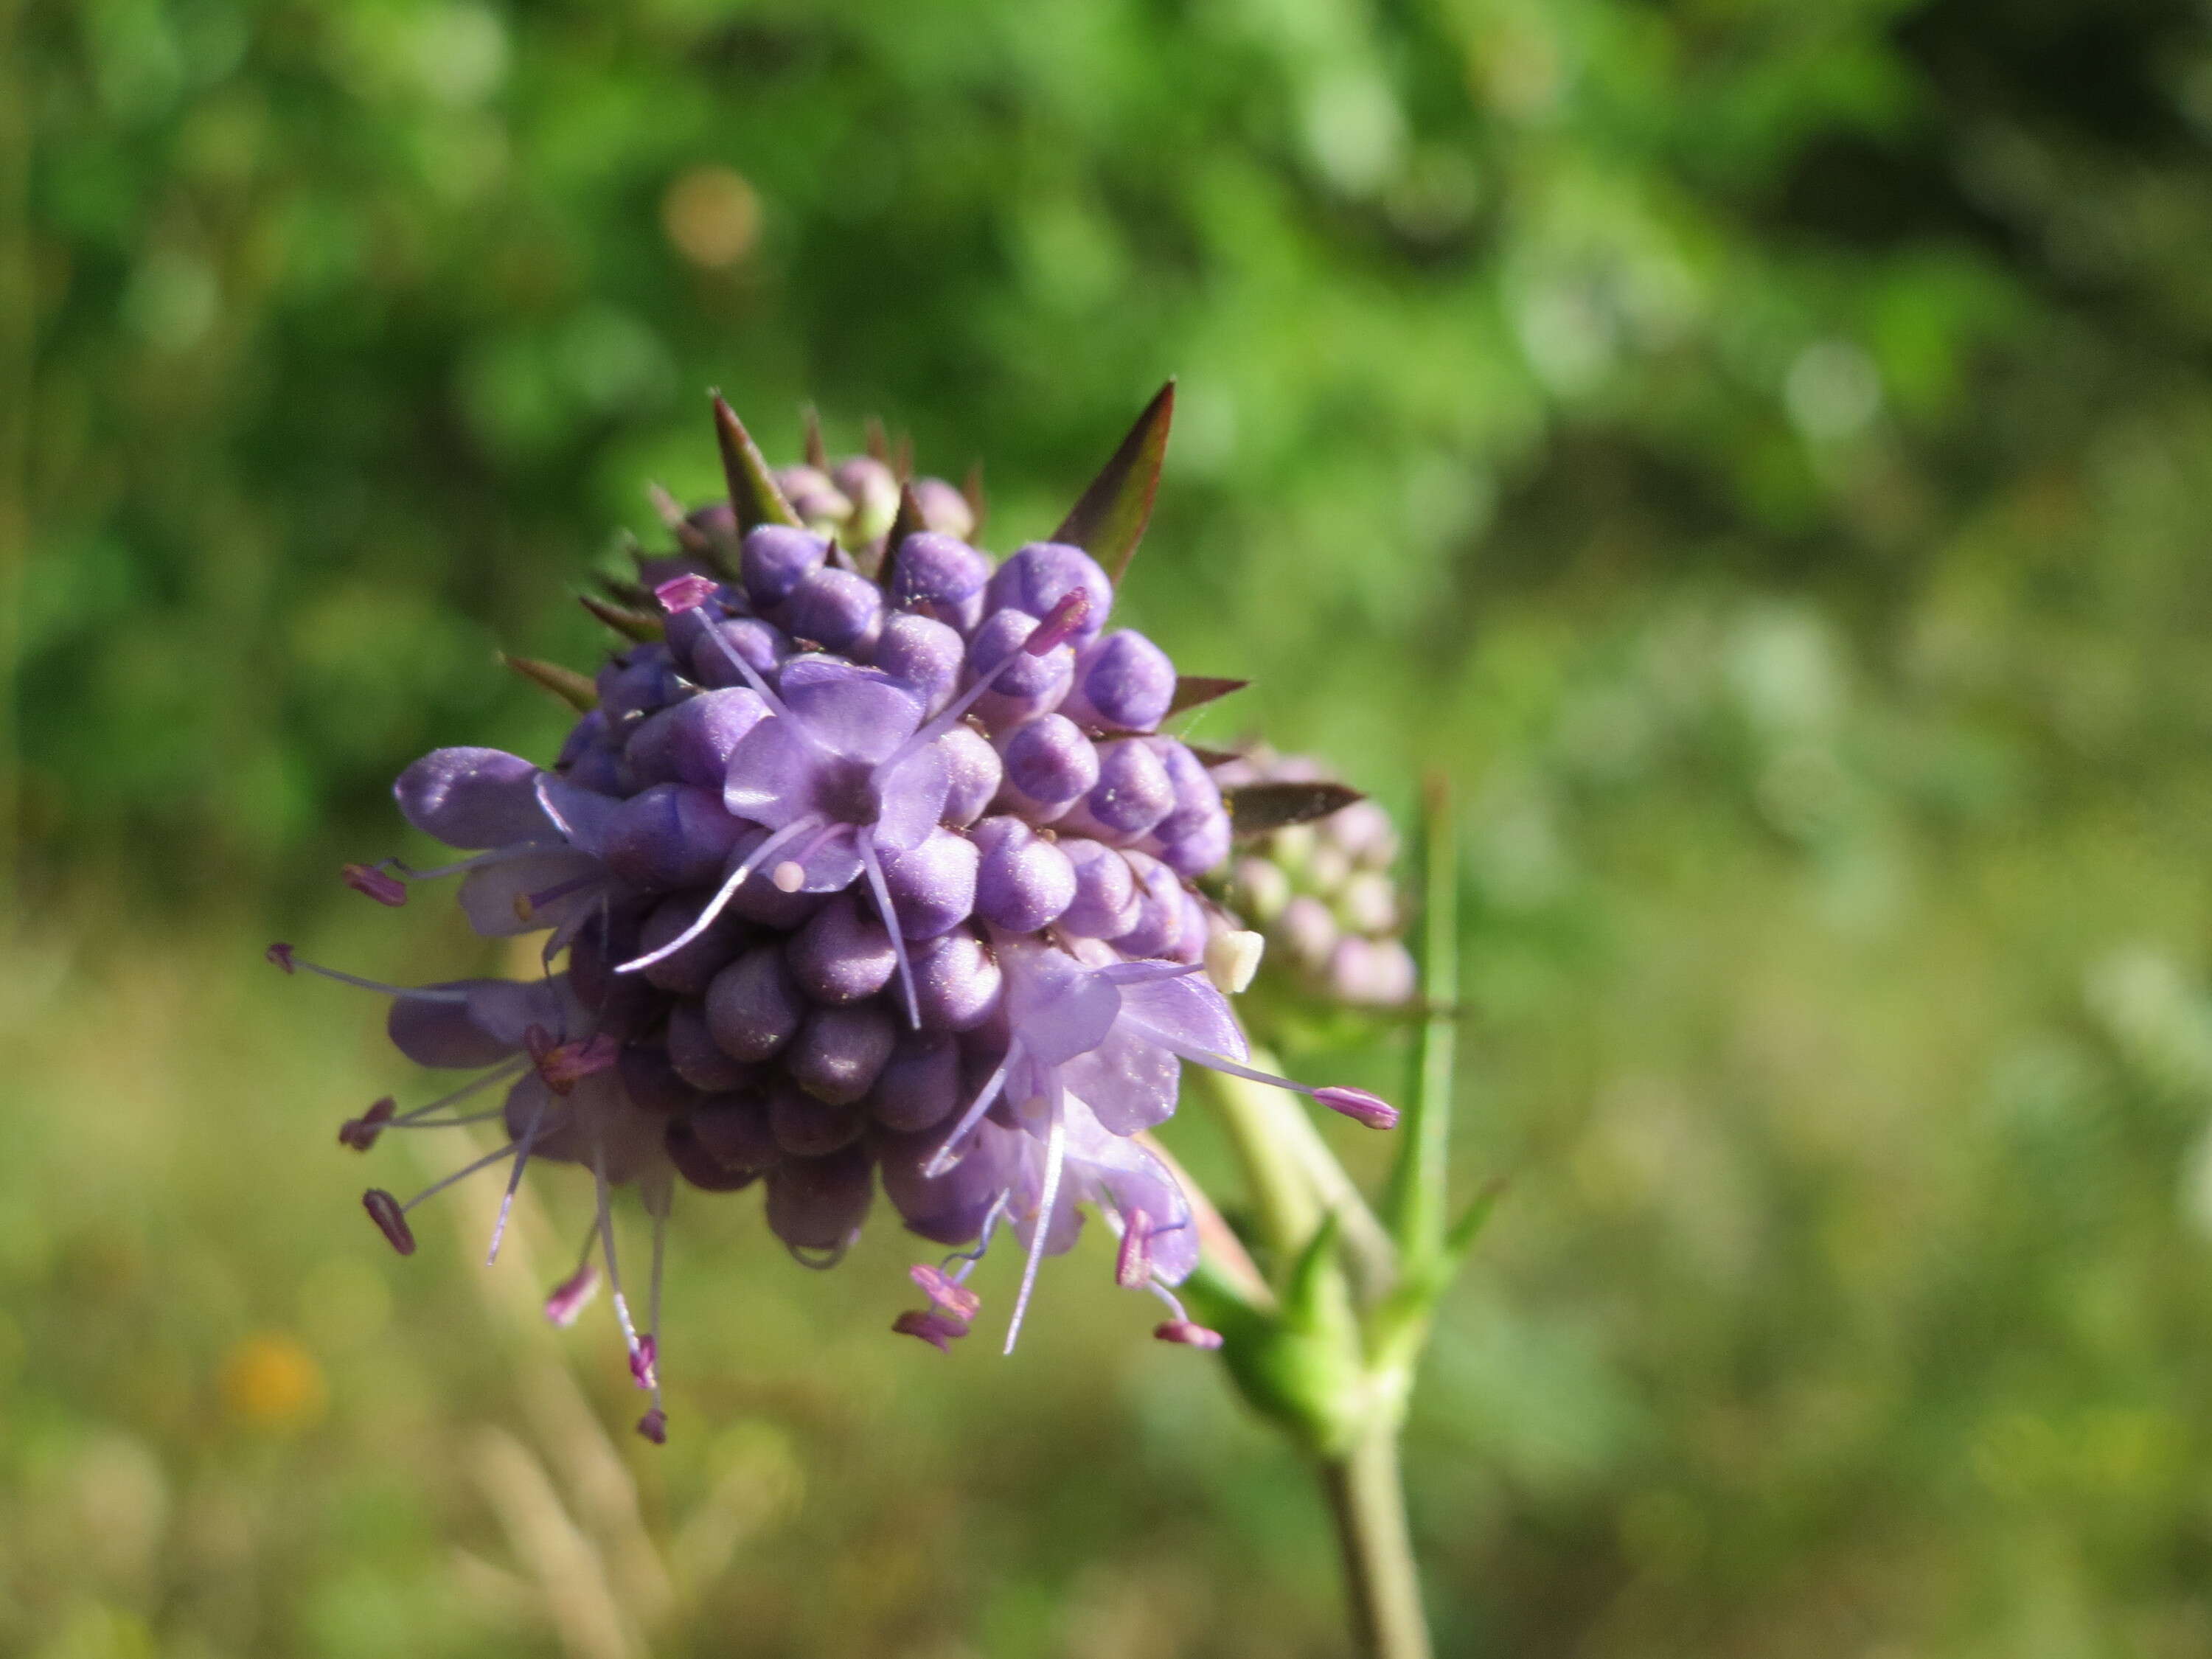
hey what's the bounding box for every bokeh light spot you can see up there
[662,166,762,270]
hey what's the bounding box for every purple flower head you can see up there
[296,390,1399,1444]
[619,592,1092,1030]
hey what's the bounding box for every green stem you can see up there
[0,0,29,923]
[1385,774,1459,1267]
[1196,1057,1398,1297]
[1196,1065,1324,1261]
[1320,1428,1430,1659]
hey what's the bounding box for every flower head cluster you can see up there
[278,392,1394,1441]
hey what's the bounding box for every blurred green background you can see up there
[10,0,2212,1653]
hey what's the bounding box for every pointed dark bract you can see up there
[597,572,657,611]
[961,462,987,537]
[1186,743,1247,768]
[500,653,599,713]
[876,484,929,592]
[647,483,713,556]
[802,405,829,471]
[863,415,890,463]
[1165,675,1248,718]
[579,592,666,643]
[1053,380,1175,585]
[712,394,803,533]
[1224,780,1367,838]
[891,430,914,482]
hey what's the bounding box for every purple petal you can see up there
[778,658,925,763]
[458,849,601,936]
[1116,970,1248,1064]
[395,748,549,849]
[1060,1027,1181,1137]
[870,745,952,854]
[999,939,1122,1067]
[724,716,833,830]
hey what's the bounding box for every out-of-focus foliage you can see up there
[10,0,2212,1653]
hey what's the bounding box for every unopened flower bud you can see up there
[1206,929,1265,995]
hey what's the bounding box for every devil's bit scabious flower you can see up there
[279,386,1395,1439]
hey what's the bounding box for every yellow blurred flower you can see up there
[220,1332,328,1432]
[661,165,761,270]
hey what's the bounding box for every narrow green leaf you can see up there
[1226,780,1366,838]
[1383,773,1460,1270]
[1052,380,1175,584]
[578,593,664,642]
[711,394,801,532]
[500,653,597,713]
[1166,675,1248,717]
[1281,1210,1346,1332]
[1444,1178,1507,1263]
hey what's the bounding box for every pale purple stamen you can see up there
[593,1147,655,1402]
[1023,589,1090,655]
[921,1051,1014,1179]
[615,811,827,975]
[343,862,408,906]
[643,1189,669,1411]
[265,945,473,1003]
[662,580,790,717]
[370,1060,528,1141]
[1004,1100,1068,1354]
[1119,1015,1400,1129]
[629,1333,658,1391]
[858,835,922,1029]
[1114,1207,1152,1290]
[487,1091,552,1265]
[391,1135,535,1228]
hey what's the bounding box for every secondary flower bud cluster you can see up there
[1212,751,1418,1007]
[773,450,977,550]
[279,401,1395,1440]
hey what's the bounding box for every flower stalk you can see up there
[1190,774,1479,1659]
